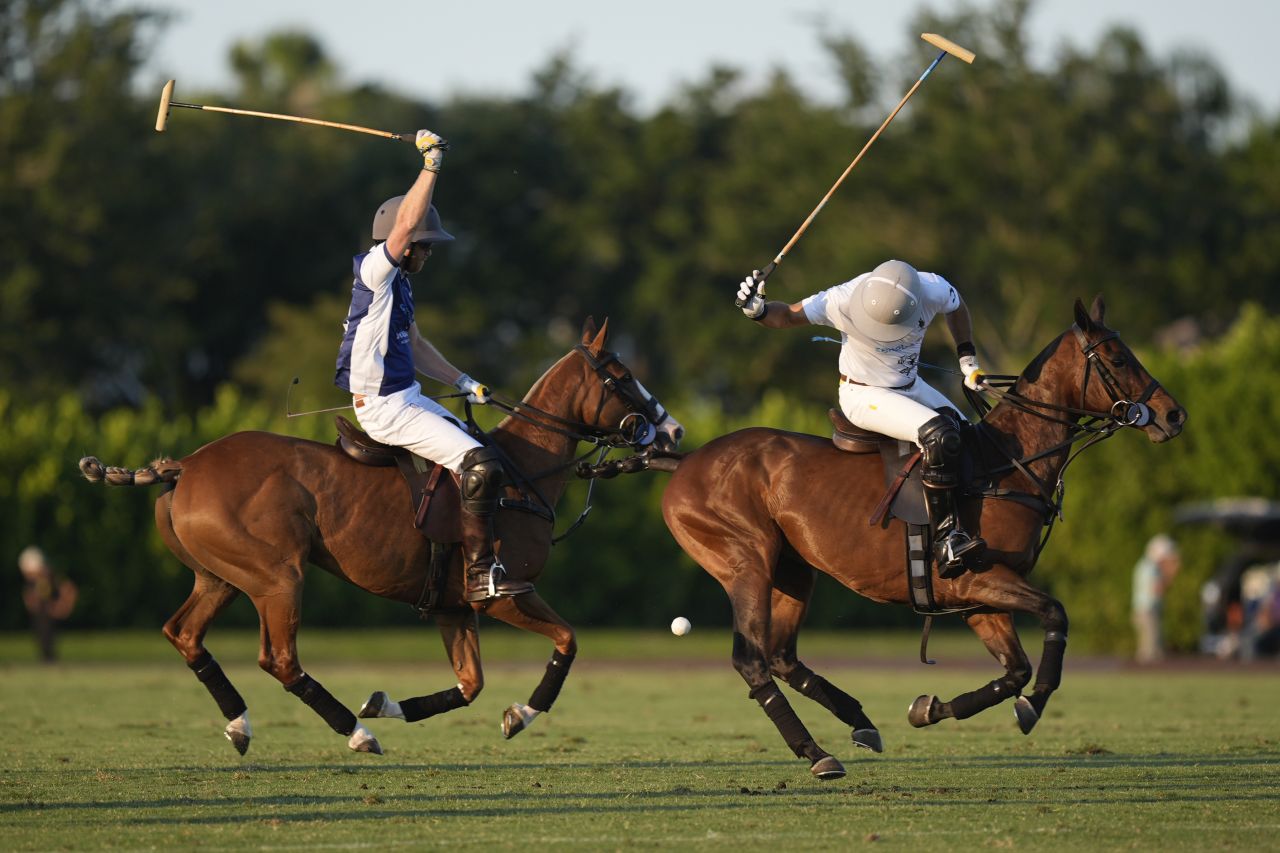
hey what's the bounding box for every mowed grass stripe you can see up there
[1,634,1277,851]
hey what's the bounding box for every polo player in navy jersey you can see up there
[334,129,505,604]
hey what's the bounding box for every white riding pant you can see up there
[353,381,479,473]
[837,378,957,445]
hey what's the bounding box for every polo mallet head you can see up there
[156,79,176,132]
[921,33,976,64]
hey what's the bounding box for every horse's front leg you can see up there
[908,610,1032,728]
[359,609,482,724]
[910,569,1068,735]
[481,591,576,738]
[767,560,883,754]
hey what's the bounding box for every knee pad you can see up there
[918,414,961,467]
[460,446,504,511]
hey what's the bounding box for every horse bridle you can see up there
[970,323,1166,536]
[976,324,1164,434]
[466,345,671,542]
[482,345,668,451]
[1071,325,1161,428]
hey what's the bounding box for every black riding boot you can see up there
[459,447,505,602]
[919,415,984,577]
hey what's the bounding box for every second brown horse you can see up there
[662,297,1186,779]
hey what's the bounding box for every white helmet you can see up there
[371,196,455,243]
[849,259,924,342]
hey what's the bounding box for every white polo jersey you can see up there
[334,243,416,396]
[802,270,960,386]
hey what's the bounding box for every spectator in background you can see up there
[17,546,78,663]
[1132,534,1181,663]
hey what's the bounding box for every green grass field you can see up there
[1,629,1277,851]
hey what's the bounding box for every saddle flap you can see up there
[828,408,888,454]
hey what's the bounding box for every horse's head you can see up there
[570,317,684,452]
[1064,296,1186,443]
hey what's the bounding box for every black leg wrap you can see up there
[285,674,356,736]
[188,651,247,721]
[785,667,874,730]
[400,686,469,723]
[528,650,575,712]
[947,677,1018,720]
[1034,636,1067,693]
[751,682,822,760]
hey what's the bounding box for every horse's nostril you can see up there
[1166,408,1184,426]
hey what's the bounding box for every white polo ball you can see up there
[670,616,692,636]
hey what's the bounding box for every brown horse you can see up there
[80,318,680,756]
[661,297,1186,779]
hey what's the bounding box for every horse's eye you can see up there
[621,373,632,382]
[1110,356,1127,368]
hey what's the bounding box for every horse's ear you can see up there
[580,316,598,345]
[587,317,610,355]
[1089,294,1107,326]
[1073,298,1094,332]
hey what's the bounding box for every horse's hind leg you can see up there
[908,610,1033,729]
[481,591,577,739]
[251,586,383,755]
[156,490,252,754]
[359,609,481,728]
[766,557,882,754]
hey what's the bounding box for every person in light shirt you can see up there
[736,259,986,575]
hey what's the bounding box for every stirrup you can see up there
[465,560,507,602]
[936,531,984,577]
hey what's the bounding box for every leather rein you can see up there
[463,344,668,542]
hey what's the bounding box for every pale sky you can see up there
[145,1,1279,113]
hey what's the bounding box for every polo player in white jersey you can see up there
[335,129,505,603]
[737,259,987,575]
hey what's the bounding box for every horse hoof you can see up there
[224,712,252,756]
[1014,695,1040,735]
[907,695,940,728]
[358,691,387,719]
[852,728,883,753]
[348,724,383,755]
[499,701,535,732]
[809,755,846,780]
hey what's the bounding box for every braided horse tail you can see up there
[79,455,183,487]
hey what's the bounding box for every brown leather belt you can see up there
[840,373,916,391]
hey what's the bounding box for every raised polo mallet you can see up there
[736,33,976,306]
[155,79,416,142]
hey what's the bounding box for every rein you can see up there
[462,345,665,543]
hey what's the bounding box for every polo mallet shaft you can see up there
[736,33,975,306]
[155,80,414,142]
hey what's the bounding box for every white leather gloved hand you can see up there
[453,373,490,404]
[737,272,766,320]
[959,354,985,391]
[416,129,447,173]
